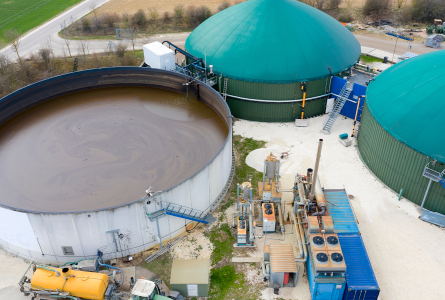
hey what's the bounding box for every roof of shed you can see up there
[170,259,210,284]
[270,244,298,273]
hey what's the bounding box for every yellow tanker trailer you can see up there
[29,266,109,300]
[19,262,181,300]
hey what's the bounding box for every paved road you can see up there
[0,0,109,60]
[355,34,443,56]
[1,5,443,62]
[41,30,445,61]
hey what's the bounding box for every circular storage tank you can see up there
[185,0,360,122]
[0,68,233,264]
[358,51,445,214]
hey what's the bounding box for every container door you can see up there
[187,284,198,297]
[163,57,171,70]
[315,283,334,300]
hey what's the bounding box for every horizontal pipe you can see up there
[222,92,332,103]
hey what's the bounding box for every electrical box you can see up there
[237,218,247,244]
[143,42,175,71]
[262,203,276,233]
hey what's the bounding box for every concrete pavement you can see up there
[48,31,190,58]
[0,0,110,61]
[355,34,443,56]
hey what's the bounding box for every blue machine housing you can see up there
[338,234,380,300]
[307,254,346,300]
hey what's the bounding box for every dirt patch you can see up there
[96,0,245,15]
[171,229,214,260]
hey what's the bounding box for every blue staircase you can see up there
[148,202,216,224]
[321,82,352,134]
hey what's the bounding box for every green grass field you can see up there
[0,0,83,44]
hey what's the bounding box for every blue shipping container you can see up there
[338,234,380,300]
[324,189,360,234]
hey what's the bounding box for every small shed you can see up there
[269,245,299,288]
[170,259,210,297]
[425,34,444,48]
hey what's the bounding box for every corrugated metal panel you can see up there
[324,189,360,234]
[358,104,445,215]
[338,233,380,300]
[227,96,327,122]
[226,77,329,100]
[270,244,298,272]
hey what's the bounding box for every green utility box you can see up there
[170,259,210,297]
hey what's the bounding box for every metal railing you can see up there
[162,201,207,220]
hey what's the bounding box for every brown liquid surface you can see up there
[0,87,228,212]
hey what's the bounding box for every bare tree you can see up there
[217,2,231,12]
[61,28,73,58]
[363,0,391,17]
[63,36,73,58]
[396,0,407,9]
[78,38,90,58]
[0,53,11,75]
[115,41,128,58]
[129,28,138,51]
[38,37,54,71]
[314,0,326,9]
[328,0,342,10]
[4,29,22,64]
[344,0,354,8]
[90,3,98,19]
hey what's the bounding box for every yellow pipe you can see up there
[300,82,307,119]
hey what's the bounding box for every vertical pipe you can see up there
[351,96,362,137]
[420,179,432,210]
[310,139,323,200]
[263,160,266,193]
[155,218,162,249]
[237,183,240,211]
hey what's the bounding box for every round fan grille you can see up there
[312,236,324,245]
[316,252,328,263]
[327,236,339,246]
[331,252,343,263]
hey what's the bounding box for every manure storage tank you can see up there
[0,67,233,264]
[358,51,445,214]
[185,0,360,122]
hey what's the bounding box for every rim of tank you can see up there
[206,61,357,84]
[0,67,232,214]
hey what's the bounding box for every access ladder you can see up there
[321,82,352,134]
[222,78,228,101]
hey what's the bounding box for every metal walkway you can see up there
[149,202,216,224]
[321,82,352,134]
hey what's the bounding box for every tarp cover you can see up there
[185,0,361,83]
[366,51,445,163]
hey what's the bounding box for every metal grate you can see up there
[116,28,133,40]
[422,166,442,182]
[62,246,74,255]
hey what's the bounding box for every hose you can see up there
[97,262,124,287]
[62,258,93,266]
[36,266,60,277]
[312,206,326,216]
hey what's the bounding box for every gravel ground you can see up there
[234,116,445,300]
[0,249,29,289]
